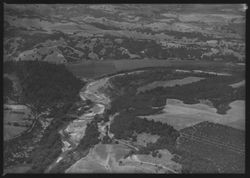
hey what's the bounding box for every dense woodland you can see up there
[77,118,100,151]
[3,77,13,102]
[110,112,180,152]
[109,69,244,115]
[141,76,245,114]
[4,61,84,113]
[4,60,85,172]
[27,114,77,173]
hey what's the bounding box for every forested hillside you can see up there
[4,61,84,113]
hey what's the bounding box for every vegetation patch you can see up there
[175,121,245,173]
[4,61,84,114]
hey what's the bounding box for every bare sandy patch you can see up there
[63,119,89,148]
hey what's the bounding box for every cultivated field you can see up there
[140,99,245,130]
[4,164,32,174]
[136,149,182,172]
[4,105,34,141]
[137,76,204,94]
[66,143,180,173]
[176,121,245,173]
[66,143,131,173]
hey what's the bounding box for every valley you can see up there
[3,3,245,174]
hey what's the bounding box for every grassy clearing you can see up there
[137,76,204,93]
[136,133,160,147]
[4,164,32,174]
[93,144,108,160]
[136,149,182,172]
[67,143,157,173]
[141,99,245,130]
[4,125,27,141]
[93,143,131,162]
[66,158,108,173]
[229,80,245,88]
[4,105,33,141]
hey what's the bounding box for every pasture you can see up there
[136,149,182,172]
[137,76,204,94]
[136,133,160,147]
[4,164,32,174]
[4,105,34,141]
[66,143,131,173]
[66,143,173,173]
[140,99,245,130]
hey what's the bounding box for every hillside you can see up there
[4,4,245,63]
[3,61,84,171]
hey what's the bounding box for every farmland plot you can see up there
[140,99,245,130]
[137,76,204,94]
[176,121,245,173]
[4,105,34,141]
[66,143,176,173]
[136,149,182,172]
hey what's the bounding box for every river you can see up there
[46,71,145,172]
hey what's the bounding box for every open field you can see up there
[4,125,27,141]
[4,105,34,141]
[140,99,245,130]
[136,149,182,172]
[66,143,131,173]
[66,143,180,173]
[4,164,32,174]
[136,133,160,147]
[229,80,245,88]
[137,76,204,94]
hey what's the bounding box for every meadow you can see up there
[4,105,34,141]
[141,99,245,130]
